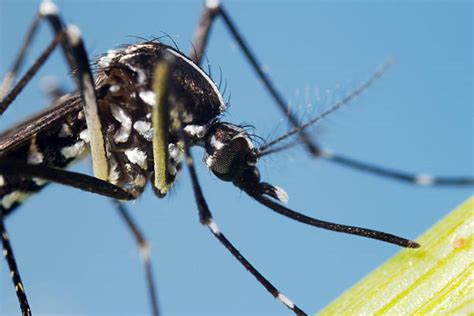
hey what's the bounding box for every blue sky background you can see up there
[0,1,472,315]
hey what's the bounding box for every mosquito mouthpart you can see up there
[407,241,421,249]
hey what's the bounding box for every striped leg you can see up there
[189,0,474,187]
[112,200,160,316]
[0,0,109,181]
[0,211,31,316]
[0,32,63,115]
[151,59,306,315]
[0,161,133,203]
[180,126,306,315]
[190,0,319,156]
[0,8,42,100]
[0,160,134,315]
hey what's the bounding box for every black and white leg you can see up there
[0,161,133,202]
[181,124,306,315]
[0,0,109,181]
[0,160,135,315]
[0,212,31,316]
[0,31,64,115]
[0,161,162,316]
[151,59,306,315]
[112,200,160,316]
[189,0,474,187]
[0,6,42,100]
[181,122,306,315]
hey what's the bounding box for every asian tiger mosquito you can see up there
[2,1,469,314]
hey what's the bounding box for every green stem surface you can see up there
[319,197,473,315]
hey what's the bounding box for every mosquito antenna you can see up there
[258,139,300,157]
[246,187,420,248]
[257,59,393,156]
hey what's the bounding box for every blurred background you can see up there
[1,1,472,315]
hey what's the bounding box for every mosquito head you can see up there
[204,122,288,203]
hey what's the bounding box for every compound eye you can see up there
[210,137,249,181]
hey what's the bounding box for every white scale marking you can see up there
[32,177,47,186]
[277,293,295,309]
[204,155,214,168]
[108,161,121,184]
[39,0,58,16]
[139,91,156,106]
[110,104,132,143]
[133,121,153,141]
[124,43,156,54]
[79,129,90,143]
[27,143,44,165]
[127,65,147,85]
[58,123,73,138]
[1,191,28,209]
[273,186,289,204]
[206,0,220,9]
[184,125,207,138]
[66,25,81,46]
[168,143,181,160]
[61,141,85,159]
[109,85,120,93]
[210,135,225,150]
[415,173,435,186]
[208,220,221,235]
[98,49,118,68]
[125,148,148,169]
[320,149,335,159]
[134,174,147,188]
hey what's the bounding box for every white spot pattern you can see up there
[139,91,156,106]
[133,121,153,141]
[273,186,289,204]
[415,174,435,186]
[125,148,148,169]
[1,192,28,209]
[184,125,207,138]
[61,141,85,159]
[58,123,73,138]
[39,0,58,16]
[110,104,132,143]
[277,293,295,309]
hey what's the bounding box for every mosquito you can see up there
[1,1,472,315]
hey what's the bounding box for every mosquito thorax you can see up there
[92,41,226,197]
